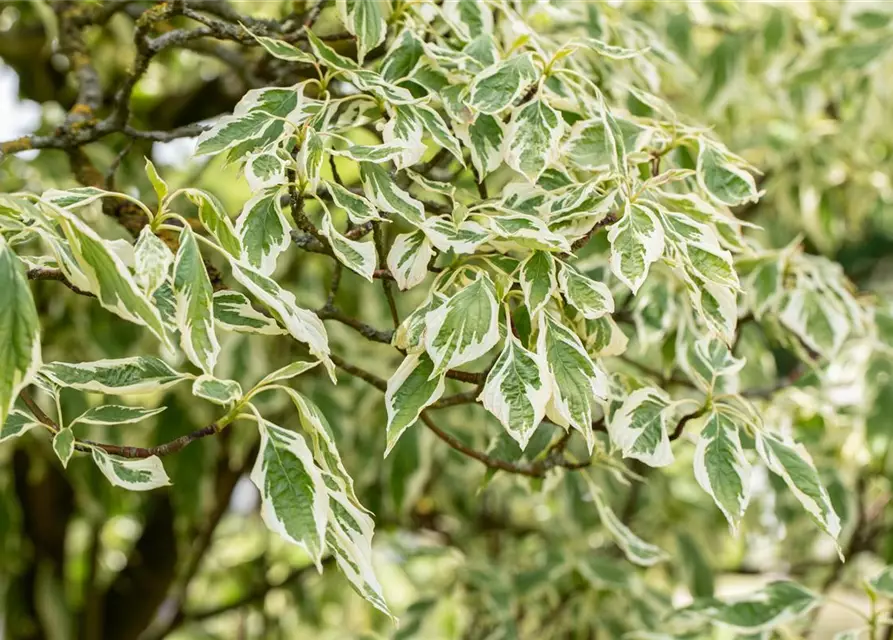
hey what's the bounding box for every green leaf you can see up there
[230,262,335,381]
[566,117,646,172]
[394,293,445,353]
[326,181,382,225]
[213,290,286,335]
[422,216,491,254]
[192,375,242,406]
[0,236,42,429]
[443,0,492,40]
[245,149,289,191]
[298,129,326,190]
[320,210,377,282]
[382,105,426,169]
[780,287,849,357]
[185,189,242,258]
[133,227,174,297]
[484,212,571,252]
[558,262,614,320]
[519,251,557,317]
[244,26,316,64]
[694,410,752,531]
[467,53,539,114]
[608,201,665,294]
[504,98,563,182]
[697,143,758,206]
[91,448,171,491]
[1,409,40,444]
[480,332,550,450]
[360,161,425,226]
[173,227,219,375]
[590,484,668,566]
[144,157,169,203]
[583,315,628,357]
[387,230,432,291]
[411,104,464,164]
[195,110,280,156]
[607,387,674,467]
[576,555,632,590]
[537,313,608,452]
[456,114,505,178]
[48,206,169,345]
[336,0,390,63]
[41,357,187,395]
[72,404,166,427]
[255,360,319,388]
[42,186,121,210]
[236,187,291,275]
[331,142,410,164]
[423,273,500,376]
[756,432,841,546]
[868,566,893,598]
[53,428,76,468]
[381,29,424,81]
[251,420,329,567]
[384,353,445,456]
[582,37,648,59]
[677,533,715,599]
[702,581,819,633]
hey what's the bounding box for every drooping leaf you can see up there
[336,0,390,63]
[756,432,841,546]
[479,332,551,450]
[558,262,614,320]
[537,312,608,452]
[694,409,752,531]
[608,387,674,468]
[251,420,329,567]
[53,428,76,468]
[608,201,665,294]
[387,230,433,291]
[519,251,557,317]
[504,98,564,182]
[184,189,242,258]
[360,161,426,226]
[384,353,445,456]
[1,409,40,444]
[133,227,174,297]
[326,181,382,225]
[456,114,504,178]
[443,0,492,41]
[697,143,758,206]
[230,262,335,381]
[381,29,425,81]
[591,484,668,566]
[423,273,500,376]
[0,236,42,428]
[172,227,219,375]
[320,210,377,281]
[236,187,291,275]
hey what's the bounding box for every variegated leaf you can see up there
[42,357,186,395]
[467,53,539,114]
[173,227,219,375]
[133,227,173,296]
[504,98,563,183]
[213,290,286,335]
[360,161,425,226]
[387,230,432,291]
[236,187,291,275]
[558,262,614,320]
[608,201,665,294]
[384,353,445,456]
[519,251,556,317]
[694,409,752,532]
[192,375,242,406]
[608,387,674,468]
[321,211,377,281]
[91,448,171,491]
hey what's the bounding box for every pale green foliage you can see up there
[1,0,892,636]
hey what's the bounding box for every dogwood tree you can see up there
[1,1,892,638]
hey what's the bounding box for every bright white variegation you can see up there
[320,210,377,281]
[53,428,76,468]
[455,114,504,178]
[384,353,445,456]
[387,230,432,290]
[71,405,166,427]
[558,262,614,320]
[236,187,290,275]
[251,419,329,568]
[467,53,539,114]
[336,0,389,63]
[42,202,170,346]
[184,189,242,258]
[423,272,500,377]
[780,286,849,358]
[608,387,674,467]
[41,357,186,395]
[173,227,219,375]
[1,410,41,444]
[422,217,491,255]
[212,290,286,336]
[537,312,608,452]
[231,261,335,382]
[326,181,382,224]
[0,235,42,429]
[694,409,752,532]
[479,327,551,450]
[91,448,171,491]
[504,98,564,183]
[697,142,759,207]
[443,0,493,40]
[756,432,842,548]
[360,161,425,226]
[192,375,242,406]
[133,227,173,296]
[608,201,665,295]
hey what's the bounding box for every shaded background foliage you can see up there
[0,1,892,639]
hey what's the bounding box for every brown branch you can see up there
[19,389,221,459]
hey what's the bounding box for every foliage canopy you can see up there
[1,1,893,638]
